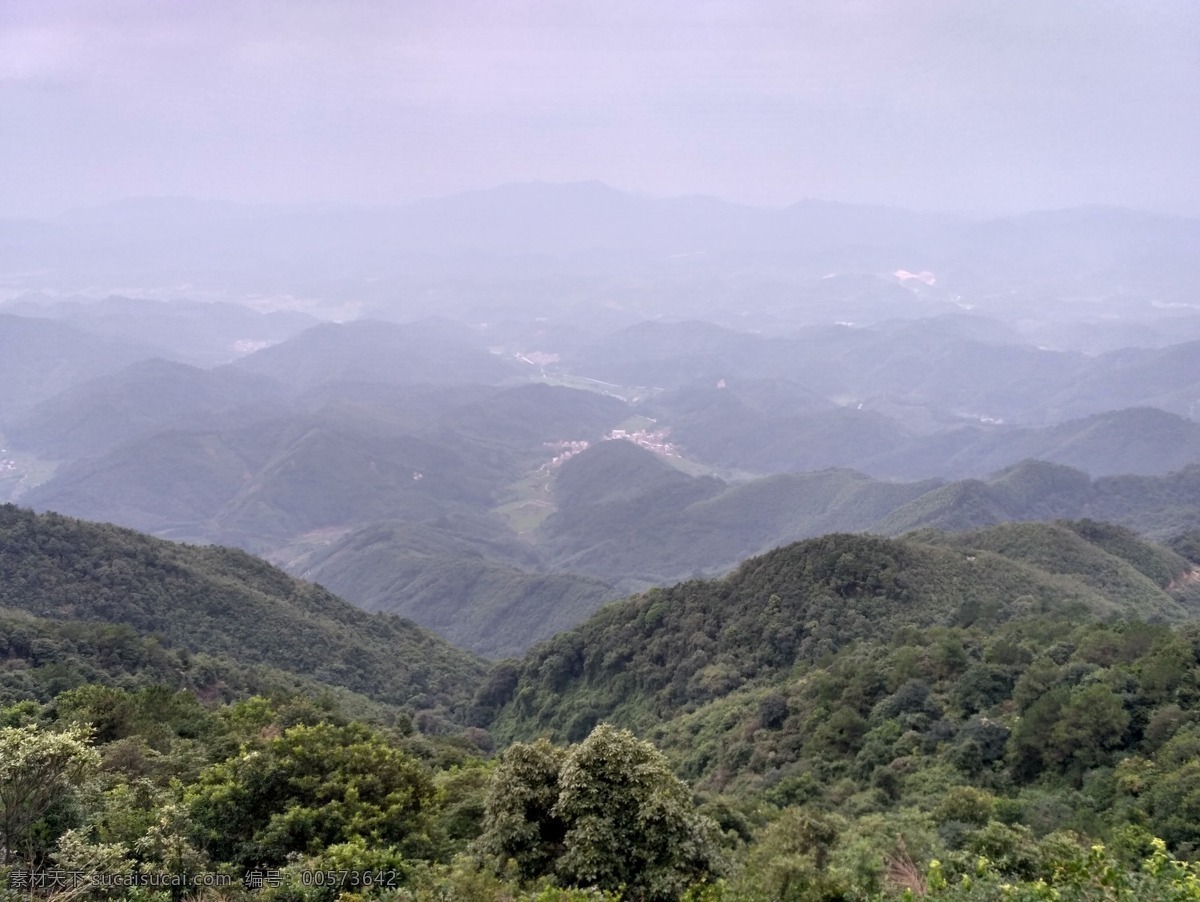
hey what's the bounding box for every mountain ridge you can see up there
[0,503,487,719]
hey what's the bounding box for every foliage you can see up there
[732,807,847,901]
[0,724,100,864]
[490,526,1193,743]
[480,724,722,900]
[480,738,568,880]
[0,504,488,720]
[903,838,1200,901]
[5,499,1200,901]
[185,721,435,868]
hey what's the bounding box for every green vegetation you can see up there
[0,723,98,863]
[0,430,57,504]
[877,460,1200,540]
[4,359,287,462]
[186,720,436,869]
[0,505,487,721]
[228,319,520,390]
[479,724,721,900]
[476,612,1200,900]
[489,524,1193,741]
[7,608,1200,900]
[285,516,617,657]
[3,503,1200,899]
[0,314,158,421]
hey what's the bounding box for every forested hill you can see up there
[0,504,487,718]
[486,521,1199,740]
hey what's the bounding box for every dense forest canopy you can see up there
[3,506,1200,899]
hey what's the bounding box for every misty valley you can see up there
[3,185,1200,900]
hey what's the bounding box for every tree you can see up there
[735,808,845,902]
[186,721,433,868]
[480,724,721,900]
[1048,684,1131,773]
[480,738,568,880]
[0,724,100,864]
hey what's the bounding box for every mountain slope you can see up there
[6,358,289,460]
[0,314,166,420]
[284,517,616,658]
[227,318,521,388]
[876,459,1200,538]
[488,524,1195,741]
[0,504,487,717]
[536,441,726,584]
[5,295,316,367]
[861,407,1200,479]
[22,414,502,548]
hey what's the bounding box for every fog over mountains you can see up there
[5,183,1200,339]
[9,2,1200,891]
[3,182,1200,655]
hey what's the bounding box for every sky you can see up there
[2,0,1198,218]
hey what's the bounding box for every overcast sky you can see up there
[2,0,1198,218]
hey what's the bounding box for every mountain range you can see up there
[5,182,1200,896]
[4,183,1200,656]
[0,504,486,722]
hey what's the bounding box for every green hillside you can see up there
[0,609,404,722]
[684,469,939,543]
[859,407,1200,480]
[536,440,726,585]
[878,459,1200,538]
[916,520,1190,595]
[671,404,913,475]
[638,611,1200,884]
[287,517,616,657]
[27,418,1200,658]
[872,461,1090,535]
[7,294,316,366]
[0,505,487,719]
[461,518,1200,898]
[22,415,504,549]
[538,452,941,590]
[436,381,629,449]
[536,450,1200,611]
[488,524,1195,742]
[647,382,1200,480]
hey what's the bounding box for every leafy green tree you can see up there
[480,738,568,880]
[933,786,995,827]
[1146,756,1200,849]
[954,665,1016,715]
[1010,686,1069,778]
[261,837,411,902]
[48,827,134,898]
[480,724,721,900]
[186,721,433,868]
[133,801,209,894]
[554,724,721,899]
[0,724,99,864]
[1048,684,1131,773]
[734,808,846,902]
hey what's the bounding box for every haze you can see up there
[9,3,1200,893]
[4,0,1200,655]
[3,0,1199,218]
